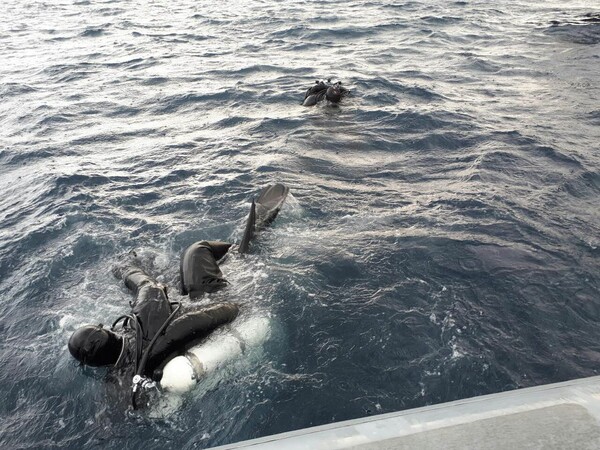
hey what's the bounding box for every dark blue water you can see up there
[1,0,599,448]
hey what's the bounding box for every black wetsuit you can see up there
[69,183,291,409]
[180,241,232,298]
[111,249,238,381]
[302,80,348,106]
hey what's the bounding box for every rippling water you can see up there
[1,0,599,448]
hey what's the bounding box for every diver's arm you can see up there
[113,260,158,296]
[112,256,169,316]
[145,303,240,376]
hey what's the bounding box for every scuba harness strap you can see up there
[112,301,182,409]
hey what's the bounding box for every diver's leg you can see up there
[180,241,230,297]
[204,241,232,260]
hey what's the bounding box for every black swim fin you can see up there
[239,199,256,254]
[239,183,289,254]
[255,183,289,227]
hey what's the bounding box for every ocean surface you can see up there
[1,0,599,448]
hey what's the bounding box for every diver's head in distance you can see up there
[68,324,123,367]
[325,82,345,103]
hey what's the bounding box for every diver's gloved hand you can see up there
[112,250,141,280]
[131,375,160,410]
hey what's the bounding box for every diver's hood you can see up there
[68,325,122,367]
[326,85,343,103]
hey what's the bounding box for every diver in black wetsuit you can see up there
[68,183,289,408]
[68,248,239,408]
[302,79,348,106]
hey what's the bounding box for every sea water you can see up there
[0,0,599,448]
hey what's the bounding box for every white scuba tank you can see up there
[160,316,271,393]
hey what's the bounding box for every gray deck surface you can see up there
[211,376,600,450]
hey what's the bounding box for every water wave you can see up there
[0,0,599,449]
